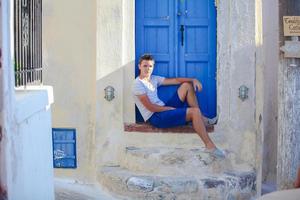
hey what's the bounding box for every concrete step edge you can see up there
[98,166,256,200]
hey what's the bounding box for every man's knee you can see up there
[189,107,201,116]
[178,82,193,100]
[186,107,201,121]
[179,82,193,91]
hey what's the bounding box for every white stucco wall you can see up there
[0,0,14,196]
[43,0,97,182]
[216,0,257,164]
[255,0,264,194]
[1,3,55,199]
[261,0,279,184]
[7,88,55,200]
[96,0,126,167]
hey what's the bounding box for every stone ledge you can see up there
[122,146,228,176]
[99,166,256,200]
[124,123,214,133]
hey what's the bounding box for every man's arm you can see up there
[138,94,175,112]
[162,78,202,91]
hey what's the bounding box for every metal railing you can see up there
[14,0,42,87]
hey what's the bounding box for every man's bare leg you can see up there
[177,83,213,125]
[186,107,216,149]
[177,83,224,157]
[177,82,199,107]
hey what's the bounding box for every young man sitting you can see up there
[132,54,225,159]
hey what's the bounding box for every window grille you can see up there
[14,0,42,87]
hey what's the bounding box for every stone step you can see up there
[98,166,256,200]
[119,146,253,177]
[124,122,214,133]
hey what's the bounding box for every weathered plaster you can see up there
[97,0,123,80]
[95,0,125,168]
[261,0,279,184]
[9,88,55,200]
[216,0,256,164]
[255,0,264,195]
[122,0,136,122]
[277,0,300,189]
[43,0,97,182]
[277,59,300,189]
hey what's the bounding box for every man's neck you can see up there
[139,74,151,81]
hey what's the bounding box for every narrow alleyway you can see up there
[54,179,116,200]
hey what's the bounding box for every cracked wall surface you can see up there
[277,0,300,189]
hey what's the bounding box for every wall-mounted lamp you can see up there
[238,85,249,101]
[104,86,115,101]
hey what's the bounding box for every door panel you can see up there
[186,0,208,18]
[179,0,216,118]
[136,0,176,116]
[136,0,175,75]
[135,0,216,122]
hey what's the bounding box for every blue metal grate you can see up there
[52,128,77,168]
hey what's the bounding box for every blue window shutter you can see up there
[52,128,77,168]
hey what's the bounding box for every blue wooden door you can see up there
[135,0,216,121]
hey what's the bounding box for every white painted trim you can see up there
[1,0,15,197]
[2,0,15,95]
[1,0,15,113]
[15,86,54,123]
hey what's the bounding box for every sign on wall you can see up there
[283,16,300,36]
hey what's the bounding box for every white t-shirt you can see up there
[132,75,165,121]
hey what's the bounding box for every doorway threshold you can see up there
[124,123,214,133]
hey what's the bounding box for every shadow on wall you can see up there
[96,60,135,116]
[95,60,135,166]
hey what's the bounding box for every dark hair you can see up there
[139,54,155,65]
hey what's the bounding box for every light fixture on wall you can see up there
[238,85,249,101]
[104,86,115,101]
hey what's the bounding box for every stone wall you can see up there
[277,0,300,189]
[216,0,257,164]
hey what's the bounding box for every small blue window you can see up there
[52,128,77,168]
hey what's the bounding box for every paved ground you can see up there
[55,179,117,200]
[258,188,300,200]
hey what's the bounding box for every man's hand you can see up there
[165,106,176,110]
[192,79,202,91]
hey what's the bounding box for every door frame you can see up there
[134,0,218,121]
